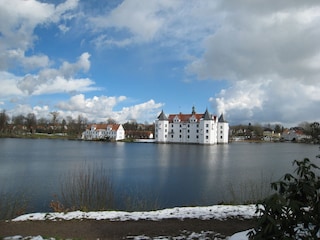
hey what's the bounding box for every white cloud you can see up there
[56,94,163,123]
[182,1,320,125]
[0,0,79,70]
[115,99,164,123]
[0,71,24,98]
[88,0,219,48]
[17,52,95,95]
[212,78,320,125]
[89,0,169,46]
[33,77,96,95]
[57,94,125,113]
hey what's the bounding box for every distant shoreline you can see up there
[0,134,318,145]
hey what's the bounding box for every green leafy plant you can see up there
[248,158,320,239]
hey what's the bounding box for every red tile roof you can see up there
[167,113,205,123]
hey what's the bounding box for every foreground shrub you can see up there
[226,173,273,204]
[0,191,28,220]
[121,186,160,211]
[248,158,320,239]
[53,164,116,212]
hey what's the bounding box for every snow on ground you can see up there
[12,204,257,222]
[7,205,258,240]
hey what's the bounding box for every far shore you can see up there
[0,133,317,145]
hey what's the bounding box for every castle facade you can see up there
[155,107,229,144]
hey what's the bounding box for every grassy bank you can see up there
[0,133,79,140]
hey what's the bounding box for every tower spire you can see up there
[192,106,196,115]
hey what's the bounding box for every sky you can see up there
[1,0,320,126]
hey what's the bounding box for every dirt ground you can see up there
[0,218,255,239]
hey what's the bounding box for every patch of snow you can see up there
[3,237,54,240]
[12,205,257,222]
[126,230,225,240]
[6,205,259,240]
[229,230,252,240]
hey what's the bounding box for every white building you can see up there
[155,107,229,144]
[282,129,311,142]
[82,123,125,141]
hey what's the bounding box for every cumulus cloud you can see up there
[186,1,320,125]
[7,104,51,120]
[16,53,95,95]
[56,94,163,123]
[88,0,218,48]
[0,0,79,70]
[115,100,164,123]
[0,71,24,98]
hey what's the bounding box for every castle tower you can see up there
[155,110,169,142]
[217,113,229,143]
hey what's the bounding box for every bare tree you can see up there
[50,111,59,133]
[0,110,9,133]
[26,113,37,133]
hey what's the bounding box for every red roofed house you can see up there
[281,128,311,142]
[155,107,229,144]
[82,123,125,141]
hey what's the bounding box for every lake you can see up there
[0,138,319,212]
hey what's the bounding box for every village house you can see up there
[281,128,311,142]
[263,128,281,141]
[125,130,154,139]
[155,107,229,144]
[82,123,125,141]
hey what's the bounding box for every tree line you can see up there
[0,110,155,139]
[230,121,320,142]
[0,110,87,138]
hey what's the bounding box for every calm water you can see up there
[0,138,319,212]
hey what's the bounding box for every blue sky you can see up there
[1,0,320,126]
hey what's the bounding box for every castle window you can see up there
[206,124,209,127]
[171,135,174,138]
[206,129,209,133]
[220,136,223,139]
[206,135,209,139]
[187,135,190,139]
[179,135,182,138]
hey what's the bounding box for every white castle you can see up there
[155,107,229,144]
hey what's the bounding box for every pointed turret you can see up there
[202,108,211,120]
[157,110,168,120]
[192,106,196,115]
[218,113,227,123]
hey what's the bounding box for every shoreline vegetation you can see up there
[0,133,318,145]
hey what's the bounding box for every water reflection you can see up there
[0,138,319,212]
